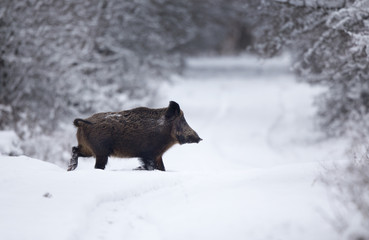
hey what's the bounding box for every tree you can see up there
[0,0,195,136]
[0,0,196,161]
[1,0,250,162]
[246,1,369,239]
[243,0,369,138]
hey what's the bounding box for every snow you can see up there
[274,0,346,8]
[0,55,351,240]
[0,131,22,156]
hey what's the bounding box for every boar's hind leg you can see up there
[67,146,79,171]
[95,155,108,170]
[155,157,165,171]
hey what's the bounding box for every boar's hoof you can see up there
[67,163,77,171]
[134,166,146,171]
[133,164,155,171]
[67,147,79,171]
[145,165,155,171]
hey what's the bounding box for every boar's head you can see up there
[165,101,202,145]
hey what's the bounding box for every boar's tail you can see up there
[73,118,92,127]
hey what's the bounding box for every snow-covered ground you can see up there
[0,55,349,240]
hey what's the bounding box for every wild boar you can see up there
[67,101,202,171]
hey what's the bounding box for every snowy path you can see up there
[0,56,347,240]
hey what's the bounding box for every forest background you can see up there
[1,1,369,238]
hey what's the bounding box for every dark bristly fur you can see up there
[67,101,202,171]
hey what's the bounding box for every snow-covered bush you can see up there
[243,2,369,239]
[0,0,187,134]
[321,143,369,240]
[293,0,369,138]
[243,0,369,139]
[0,0,257,164]
[0,130,22,156]
[0,0,201,164]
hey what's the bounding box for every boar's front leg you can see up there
[67,146,79,171]
[135,157,165,171]
[95,155,108,170]
[155,156,165,171]
[141,158,155,171]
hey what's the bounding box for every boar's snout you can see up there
[176,119,202,145]
[177,131,202,145]
[189,133,202,144]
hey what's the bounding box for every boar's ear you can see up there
[165,101,180,119]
